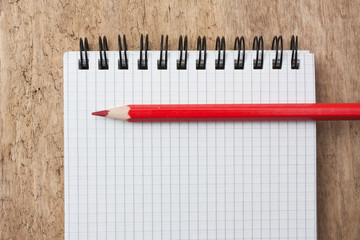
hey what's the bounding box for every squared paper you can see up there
[64,50,316,239]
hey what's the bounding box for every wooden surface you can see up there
[1,0,360,239]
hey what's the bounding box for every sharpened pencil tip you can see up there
[92,110,109,117]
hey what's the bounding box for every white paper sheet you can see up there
[64,50,316,239]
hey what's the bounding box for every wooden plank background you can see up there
[1,0,359,239]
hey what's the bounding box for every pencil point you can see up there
[92,110,109,117]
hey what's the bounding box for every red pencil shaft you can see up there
[127,103,360,122]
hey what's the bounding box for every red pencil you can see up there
[91,103,360,122]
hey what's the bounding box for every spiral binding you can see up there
[98,36,108,70]
[215,36,225,69]
[290,35,300,69]
[252,36,264,69]
[177,35,188,70]
[138,34,149,70]
[234,36,245,69]
[79,37,89,70]
[196,36,207,70]
[118,34,128,69]
[272,36,283,69]
[78,35,301,71]
[158,35,168,70]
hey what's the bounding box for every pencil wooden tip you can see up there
[92,110,109,117]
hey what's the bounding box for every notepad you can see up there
[64,49,316,239]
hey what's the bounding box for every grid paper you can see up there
[64,50,317,240]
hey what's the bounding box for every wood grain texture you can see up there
[0,0,359,239]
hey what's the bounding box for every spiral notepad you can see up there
[64,35,316,239]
